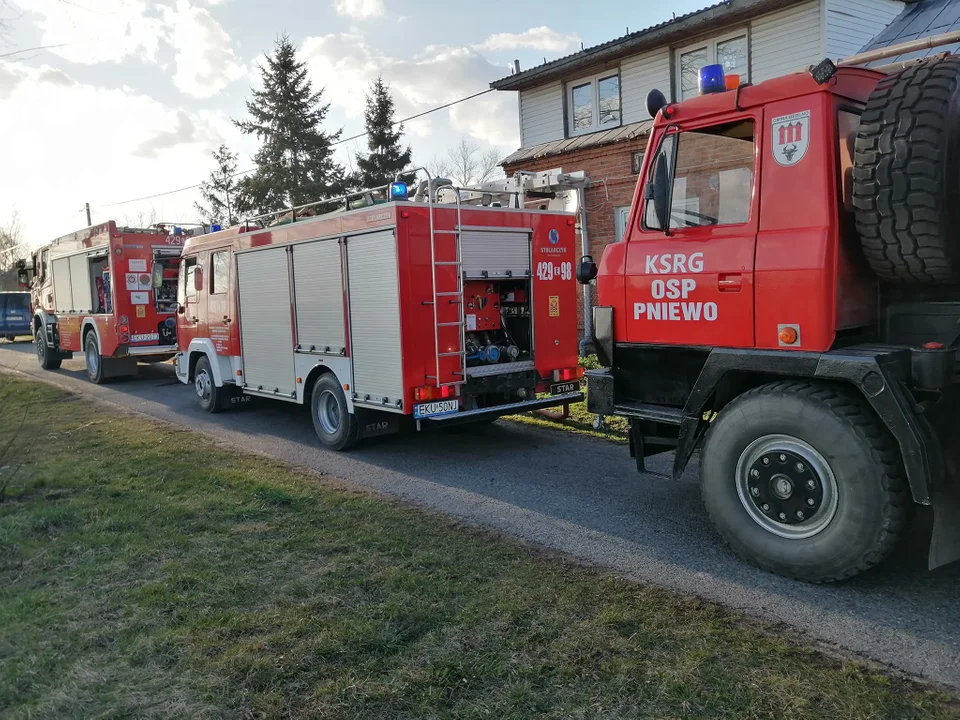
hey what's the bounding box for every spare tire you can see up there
[853,55,960,285]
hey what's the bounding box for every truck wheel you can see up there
[85,333,108,384]
[5,334,15,342]
[700,381,909,583]
[193,356,223,413]
[854,55,960,284]
[36,328,61,370]
[310,374,359,451]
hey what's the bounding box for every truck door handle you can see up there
[222,317,232,324]
[718,274,742,292]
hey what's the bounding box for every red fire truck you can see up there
[578,38,960,581]
[21,221,184,382]
[173,176,583,449]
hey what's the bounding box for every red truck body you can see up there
[30,221,183,380]
[174,198,582,447]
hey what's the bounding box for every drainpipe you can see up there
[577,183,593,356]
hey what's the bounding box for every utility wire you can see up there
[101,87,496,208]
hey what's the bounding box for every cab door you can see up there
[204,248,233,355]
[177,254,201,348]
[625,115,760,348]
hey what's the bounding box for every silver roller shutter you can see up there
[460,230,530,279]
[69,254,92,312]
[236,246,296,396]
[292,238,345,354]
[346,230,404,409]
[52,257,73,312]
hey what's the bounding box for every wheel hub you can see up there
[195,370,211,402]
[316,390,341,435]
[736,435,838,539]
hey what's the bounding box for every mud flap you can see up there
[219,384,254,410]
[102,356,138,379]
[929,481,960,570]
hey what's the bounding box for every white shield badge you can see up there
[772,110,810,167]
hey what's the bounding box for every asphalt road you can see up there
[1,338,958,690]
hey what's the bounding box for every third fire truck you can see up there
[174,172,584,449]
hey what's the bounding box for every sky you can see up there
[1,0,709,246]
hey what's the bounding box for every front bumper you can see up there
[419,391,583,425]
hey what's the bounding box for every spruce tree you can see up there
[194,145,239,226]
[234,35,344,216]
[354,76,413,190]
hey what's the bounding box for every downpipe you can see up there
[578,184,593,356]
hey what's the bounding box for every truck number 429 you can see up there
[537,261,572,281]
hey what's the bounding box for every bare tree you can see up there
[423,138,505,187]
[0,210,26,282]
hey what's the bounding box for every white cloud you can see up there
[22,0,243,98]
[301,33,518,149]
[332,0,384,19]
[0,62,242,244]
[475,26,581,53]
[159,0,245,98]
[24,0,166,65]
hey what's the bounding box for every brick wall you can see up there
[504,137,649,332]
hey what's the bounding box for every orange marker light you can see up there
[779,327,798,345]
[725,74,741,90]
[343,384,349,391]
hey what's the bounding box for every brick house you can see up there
[490,0,909,331]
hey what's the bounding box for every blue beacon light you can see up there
[698,64,727,95]
[389,181,409,200]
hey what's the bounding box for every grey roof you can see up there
[860,0,960,65]
[490,0,808,91]
[500,120,654,167]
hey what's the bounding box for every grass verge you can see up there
[0,375,956,719]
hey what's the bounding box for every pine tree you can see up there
[234,35,344,216]
[353,76,413,190]
[194,145,239,226]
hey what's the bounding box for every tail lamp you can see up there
[414,384,459,402]
[552,366,584,382]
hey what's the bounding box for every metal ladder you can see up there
[427,185,466,387]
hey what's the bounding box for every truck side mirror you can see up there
[16,269,29,288]
[650,152,670,231]
[194,267,204,292]
[577,255,598,284]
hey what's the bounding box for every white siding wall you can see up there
[750,0,823,83]
[621,48,672,121]
[519,82,564,147]
[825,0,903,59]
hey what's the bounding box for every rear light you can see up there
[552,366,584,382]
[119,333,130,343]
[118,315,129,325]
[414,384,459,402]
[119,324,129,334]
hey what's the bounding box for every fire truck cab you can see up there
[27,221,184,382]
[174,177,584,450]
[580,55,960,582]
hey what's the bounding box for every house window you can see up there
[632,151,644,175]
[676,31,749,102]
[568,71,621,135]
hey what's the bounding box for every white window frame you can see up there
[614,206,631,242]
[675,29,749,102]
[566,69,621,137]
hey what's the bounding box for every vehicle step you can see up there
[614,402,684,425]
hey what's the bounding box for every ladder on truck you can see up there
[426,185,466,388]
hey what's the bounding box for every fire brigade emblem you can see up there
[772,110,810,167]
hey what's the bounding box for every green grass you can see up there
[0,376,956,719]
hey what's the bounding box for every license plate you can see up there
[7,315,23,320]
[414,399,459,419]
[551,381,578,395]
[131,332,159,343]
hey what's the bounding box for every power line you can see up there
[100,87,496,209]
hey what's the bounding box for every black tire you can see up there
[84,332,106,384]
[700,381,909,583]
[853,55,960,284]
[193,356,223,413]
[36,327,61,370]
[310,374,359,451]
[5,334,15,342]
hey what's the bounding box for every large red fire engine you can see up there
[578,37,960,581]
[174,174,584,449]
[21,221,184,382]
